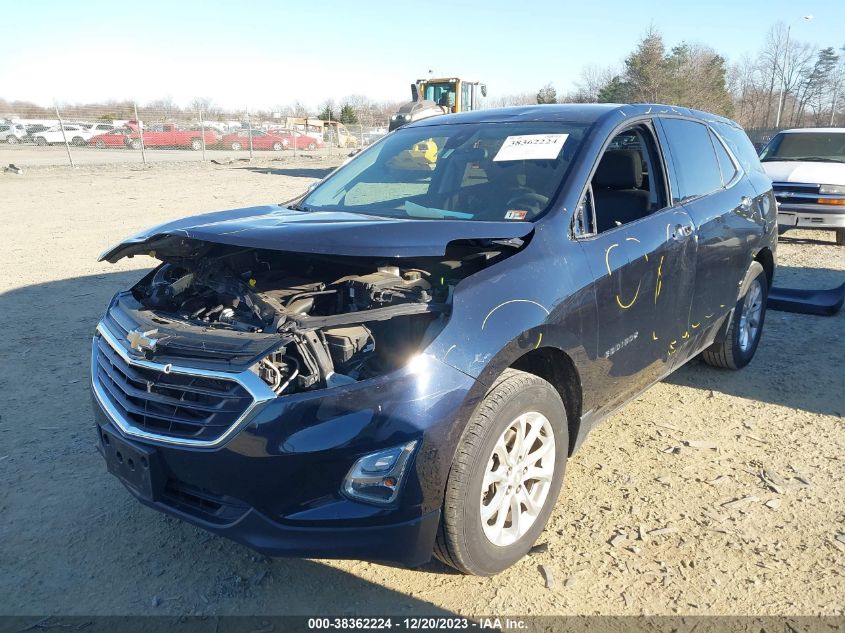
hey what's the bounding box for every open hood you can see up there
[100,204,533,262]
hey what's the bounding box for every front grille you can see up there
[93,334,254,443]
[772,182,820,204]
[163,478,249,524]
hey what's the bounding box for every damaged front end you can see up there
[95,233,527,447]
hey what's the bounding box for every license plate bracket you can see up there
[99,426,165,501]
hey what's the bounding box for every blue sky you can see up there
[0,0,841,110]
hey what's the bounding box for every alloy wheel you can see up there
[738,278,763,352]
[480,411,555,547]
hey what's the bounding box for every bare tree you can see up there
[574,65,617,102]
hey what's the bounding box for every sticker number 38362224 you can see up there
[493,134,569,162]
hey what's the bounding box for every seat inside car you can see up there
[592,149,651,232]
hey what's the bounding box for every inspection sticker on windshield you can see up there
[493,134,568,162]
[505,210,528,220]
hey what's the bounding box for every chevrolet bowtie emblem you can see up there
[126,328,159,354]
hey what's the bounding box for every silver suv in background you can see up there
[760,128,845,246]
[0,123,26,144]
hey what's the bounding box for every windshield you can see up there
[760,132,845,163]
[301,121,591,222]
[424,82,456,107]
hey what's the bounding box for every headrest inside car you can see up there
[594,149,643,189]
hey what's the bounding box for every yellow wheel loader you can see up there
[389,77,486,131]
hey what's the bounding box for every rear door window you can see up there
[660,118,722,201]
[710,131,738,186]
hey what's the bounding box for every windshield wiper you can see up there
[762,156,843,163]
[797,156,844,163]
[285,202,312,212]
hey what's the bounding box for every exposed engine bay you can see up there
[123,237,523,395]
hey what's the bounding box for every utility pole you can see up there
[775,15,813,128]
[54,103,74,168]
[247,109,254,160]
[134,102,147,166]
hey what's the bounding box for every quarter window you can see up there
[661,118,722,201]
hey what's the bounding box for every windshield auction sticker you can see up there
[493,134,569,161]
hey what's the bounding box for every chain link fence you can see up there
[744,127,787,152]
[1,101,390,168]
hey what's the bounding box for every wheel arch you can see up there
[509,346,583,456]
[754,247,775,289]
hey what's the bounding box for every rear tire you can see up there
[129,139,142,150]
[190,138,203,151]
[272,142,283,151]
[434,368,568,576]
[307,142,317,151]
[72,137,86,146]
[702,261,767,370]
[95,139,106,148]
[231,141,242,151]
[835,228,845,246]
[7,135,18,145]
[35,137,47,146]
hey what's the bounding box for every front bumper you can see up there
[96,420,440,566]
[776,204,845,229]
[91,320,477,566]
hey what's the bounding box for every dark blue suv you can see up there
[92,104,776,575]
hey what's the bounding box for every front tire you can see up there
[306,142,317,151]
[7,135,18,145]
[835,228,845,246]
[95,139,106,148]
[190,138,203,151]
[702,261,767,370]
[35,137,47,146]
[272,141,283,151]
[231,141,242,151]
[434,368,568,576]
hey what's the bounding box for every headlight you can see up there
[819,184,845,195]
[342,440,417,504]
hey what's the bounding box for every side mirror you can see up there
[347,148,362,158]
[411,84,420,102]
[480,84,487,97]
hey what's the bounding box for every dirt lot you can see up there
[1,159,843,617]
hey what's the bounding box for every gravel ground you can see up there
[1,160,843,617]
[1,143,338,167]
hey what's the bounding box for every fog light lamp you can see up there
[343,441,418,504]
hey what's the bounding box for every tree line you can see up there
[495,23,844,131]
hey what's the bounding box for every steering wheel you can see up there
[505,191,550,216]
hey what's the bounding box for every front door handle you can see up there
[673,224,693,240]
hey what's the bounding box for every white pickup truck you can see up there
[760,128,845,246]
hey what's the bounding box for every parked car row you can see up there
[0,121,118,145]
[1,119,387,151]
[2,120,326,151]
